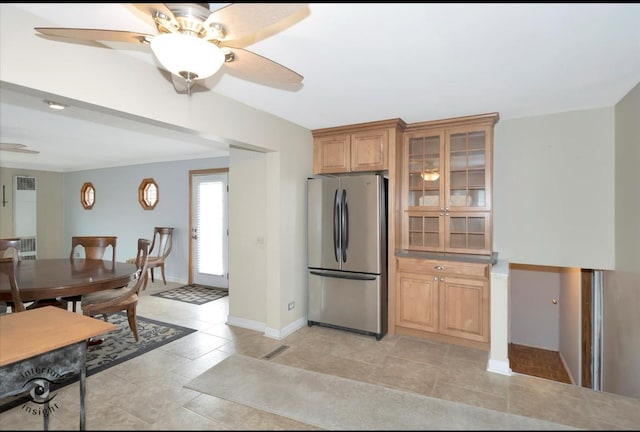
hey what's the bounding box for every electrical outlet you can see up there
[287,301,295,311]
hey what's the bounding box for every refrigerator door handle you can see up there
[333,189,340,262]
[341,188,348,263]
[309,270,377,281]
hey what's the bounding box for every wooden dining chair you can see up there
[69,236,117,263]
[0,238,22,261]
[147,227,173,287]
[127,227,173,290]
[0,256,26,313]
[81,238,150,342]
[65,236,118,312]
[1,238,25,312]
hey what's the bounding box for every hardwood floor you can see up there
[508,343,572,384]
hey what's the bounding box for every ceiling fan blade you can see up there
[0,143,40,154]
[4,148,40,154]
[35,28,153,44]
[222,47,303,85]
[206,3,308,42]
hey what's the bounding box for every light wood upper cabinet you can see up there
[401,113,499,255]
[313,133,351,173]
[350,129,388,172]
[312,119,405,174]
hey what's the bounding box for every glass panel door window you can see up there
[192,172,228,288]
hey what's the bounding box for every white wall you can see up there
[493,108,615,269]
[602,81,640,399]
[614,82,640,274]
[227,148,268,328]
[509,264,560,350]
[227,139,313,337]
[63,157,229,283]
[559,267,581,386]
[0,167,64,259]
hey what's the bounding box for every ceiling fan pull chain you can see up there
[180,71,197,95]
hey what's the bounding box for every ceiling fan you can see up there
[34,3,307,94]
[0,143,40,154]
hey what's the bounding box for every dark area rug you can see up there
[151,284,228,305]
[0,312,196,413]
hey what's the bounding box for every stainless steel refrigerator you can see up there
[307,173,387,340]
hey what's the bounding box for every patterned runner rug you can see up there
[185,354,573,430]
[0,312,196,413]
[151,284,228,305]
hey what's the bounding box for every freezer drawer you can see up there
[308,270,384,337]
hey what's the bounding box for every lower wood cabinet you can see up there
[396,270,439,333]
[395,257,490,346]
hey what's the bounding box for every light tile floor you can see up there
[1,280,639,430]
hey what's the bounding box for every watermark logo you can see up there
[25,378,57,404]
[17,368,64,417]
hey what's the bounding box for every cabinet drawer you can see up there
[397,257,488,279]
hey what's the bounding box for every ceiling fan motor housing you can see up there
[155,3,225,40]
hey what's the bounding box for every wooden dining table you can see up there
[0,258,137,302]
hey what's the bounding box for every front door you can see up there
[190,169,228,288]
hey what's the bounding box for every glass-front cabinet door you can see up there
[446,125,492,211]
[445,212,492,254]
[402,120,493,255]
[405,211,491,254]
[406,212,444,251]
[406,130,444,209]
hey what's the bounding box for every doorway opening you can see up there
[508,263,590,386]
[189,168,228,289]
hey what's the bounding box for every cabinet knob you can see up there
[434,265,444,270]
[440,277,445,282]
[433,276,438,281]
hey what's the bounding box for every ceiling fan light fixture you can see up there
[150,33,224,81]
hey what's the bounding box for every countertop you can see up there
[395,250,498,265]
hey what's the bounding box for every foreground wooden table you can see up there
[0,307,115,430]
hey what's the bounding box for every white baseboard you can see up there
[264,317,307,340]
[486,358,513,376]
[226,315,307,340]
[226,315,266,333]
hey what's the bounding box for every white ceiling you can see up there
[1,3,639,172]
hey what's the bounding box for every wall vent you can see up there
[14,175,37,259]
[20,237,37,261]
[16,176,36,191]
